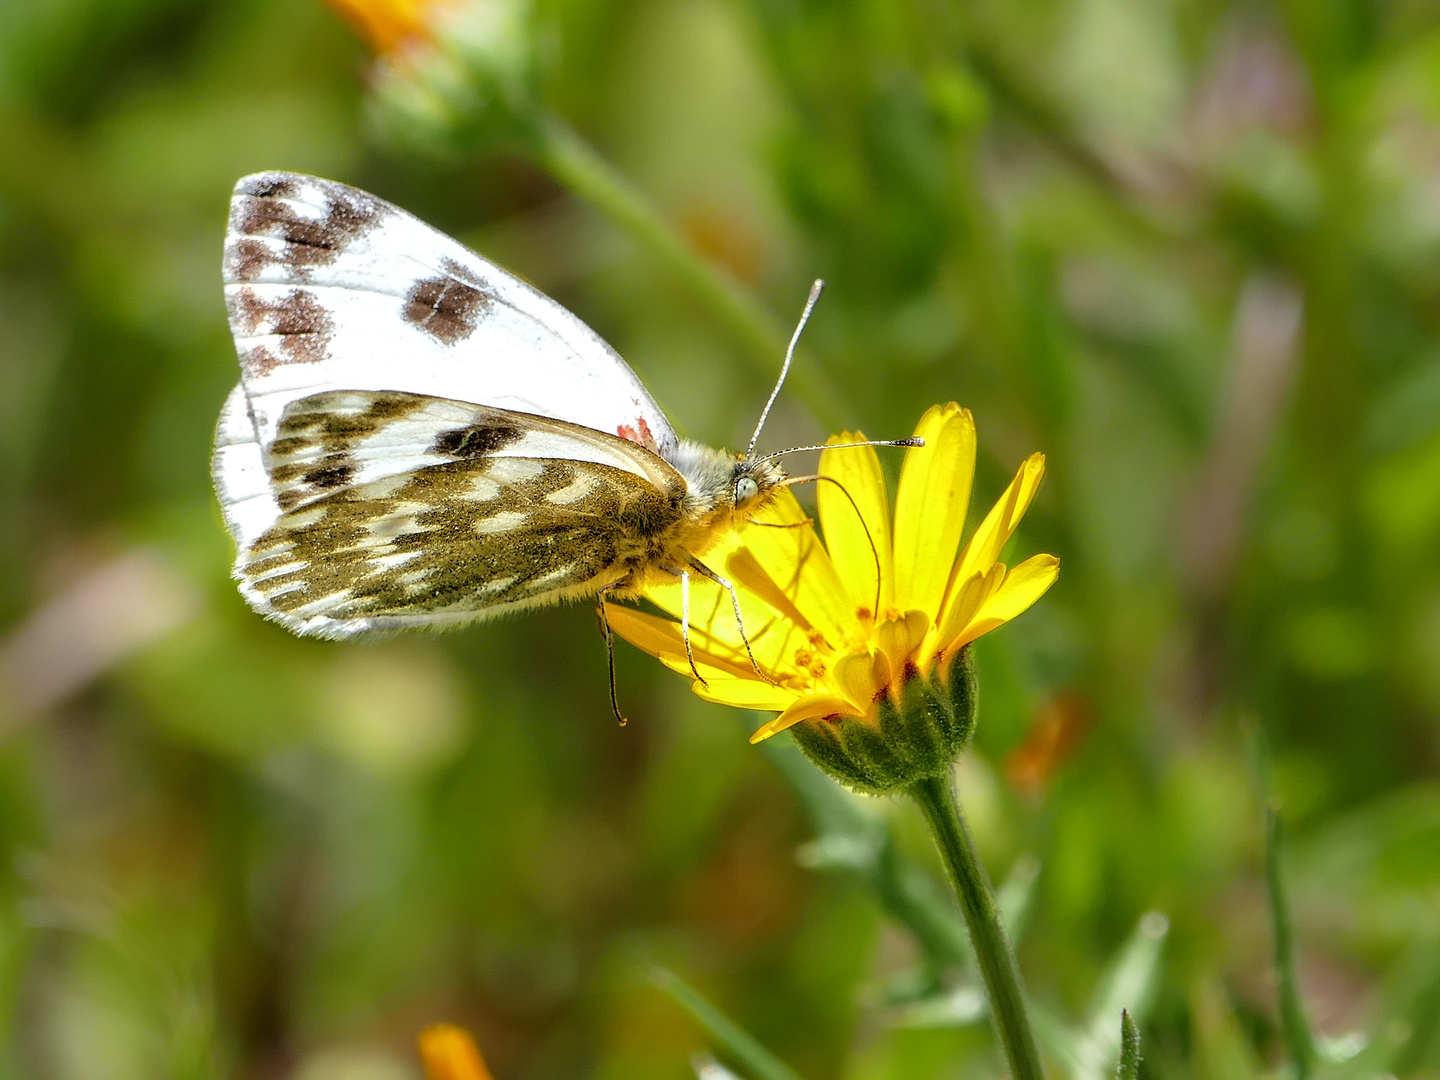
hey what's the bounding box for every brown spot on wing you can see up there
[616,417,660,452]
[228,238,278,282]
[305,461,354,489]
[228,287,333,367]
[403,259,493,345]
[226,178,387,282]
[238,174,299,200]
[272,452,357,510]
[430,422,523,459]
[238,343,280,376]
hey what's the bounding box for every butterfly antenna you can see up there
[780,474,883,616]
[754,436,923,465]
[747,279,825,460]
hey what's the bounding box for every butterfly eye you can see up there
[735,476,759,504]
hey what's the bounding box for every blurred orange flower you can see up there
[322,0,455,53]
[419,1023,496,1080]
[1005,691,1090,797]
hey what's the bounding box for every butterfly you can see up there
[213,172,913,719]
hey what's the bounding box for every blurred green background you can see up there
[2,0,1440,1077]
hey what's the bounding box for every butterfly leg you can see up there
[744,517,815,529]
[678,569,710,690]
[686,558,778,686]
[595,585,628,727]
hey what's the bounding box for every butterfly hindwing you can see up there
[240,455,685,638]
[225,390,689,638]
[223,171,677,462]
[262,390,686,518]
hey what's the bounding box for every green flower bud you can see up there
[789,647,978,795]
[369,0,542,156]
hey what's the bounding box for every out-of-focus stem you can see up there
[910,772,1045,1080]
[1265,800,1317,1078]
[527,115,846,430]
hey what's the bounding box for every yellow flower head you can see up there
[420,1023,496,1080]
[323,0,455,53]
[607,404,1058,747]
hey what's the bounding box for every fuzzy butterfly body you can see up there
[213,171,783,639]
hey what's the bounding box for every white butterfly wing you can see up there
[222,171,677,462]
[213,383,276,552]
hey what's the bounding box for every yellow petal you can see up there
[691,676,802,712]
[643,559,802,676]
[892,404,976,619]
[978,554,1059,623]
[940,554,1059,664]
[934,563,1006,656]
[732,488,862,650]
[831,649,889,710]
[950,452,1046,589]
[657,652,773,685]
[749,695,863,743]
[644,525,747,634]
[818,432,893,617]
[876,609,930,676]
[419,1024,495,1080]
[604,604,760,681]
[326,0,450,54]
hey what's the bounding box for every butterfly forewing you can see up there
[222,171,676,468]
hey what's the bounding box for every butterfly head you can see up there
[732,455,785,513]
[664,442,784,523]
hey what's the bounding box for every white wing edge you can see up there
[213,383,282,553]
[244,574,617,641]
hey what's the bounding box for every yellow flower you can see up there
[322,0,455,54]
[419,1023,496,1080]
[606,403,1058,747]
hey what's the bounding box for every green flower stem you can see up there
[526,115,847,429]
[910,771,1044,1080]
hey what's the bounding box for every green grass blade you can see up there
[1266,801,1318,1078]
[1072,912,1169,1080]
[1115,1011,1140,1080]
[653,968,805,1080]
[1028,998,1085,1079]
